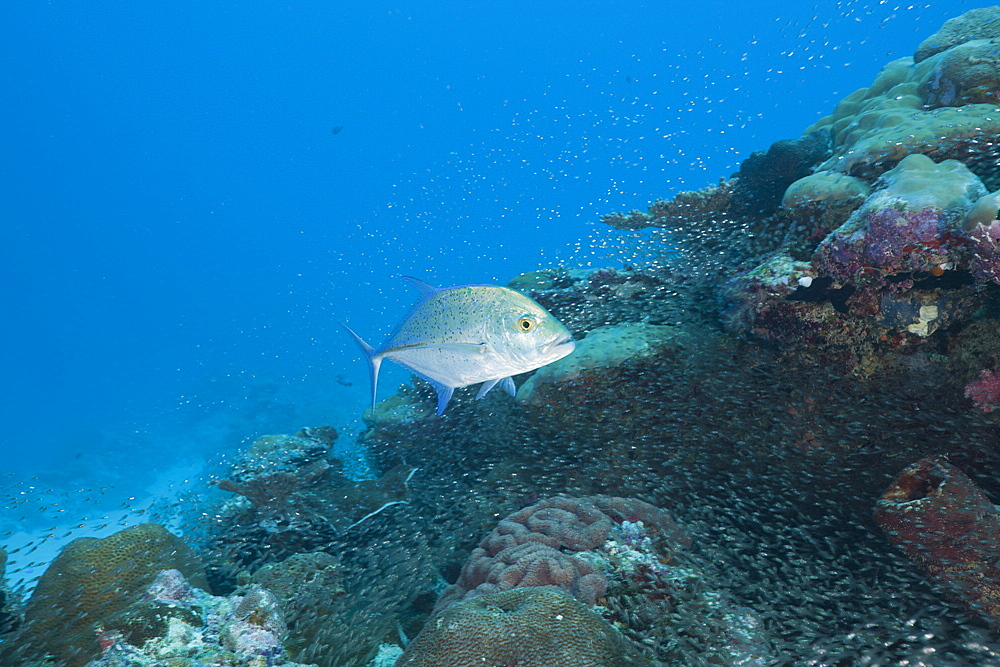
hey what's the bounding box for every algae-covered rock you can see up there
[250,552,345,656]
[517,323,686,405]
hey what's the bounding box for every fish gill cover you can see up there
[2,3,1000,667]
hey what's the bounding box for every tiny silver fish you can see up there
[343,277,575,415]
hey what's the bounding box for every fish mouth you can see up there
[544,334,575,355]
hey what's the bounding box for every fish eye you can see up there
[517,316,535,332]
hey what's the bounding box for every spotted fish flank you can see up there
[343,277,575,415]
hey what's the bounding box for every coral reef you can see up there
[10,10,1000,667]
[210,427,415,567]
[875,456,1000,629]
[427,495,772,664]
[0,523,209,667]
[249,552,345,656]
[397,587,651,667]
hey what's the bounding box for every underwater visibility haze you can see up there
[3,1,1000,665]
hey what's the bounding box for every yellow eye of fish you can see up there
[517,317,535,332]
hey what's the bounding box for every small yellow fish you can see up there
[344,277,575,415]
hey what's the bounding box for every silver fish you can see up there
[343,277,575,415]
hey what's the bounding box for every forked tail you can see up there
[341,323,381,413]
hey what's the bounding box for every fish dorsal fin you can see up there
[401,276,437,297]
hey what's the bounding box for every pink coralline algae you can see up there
[812,154,986,281]
[434,495,690,613]
[874,456,1000,629]
[965,368,1000,413]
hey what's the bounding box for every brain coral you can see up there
[397,587,651,667]
[0,523,209,667]
[434,495,688,613]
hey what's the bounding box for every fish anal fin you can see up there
[476,376,517,400]
[427,380,455,416]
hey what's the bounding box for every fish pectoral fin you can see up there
[476,379,501,400]
[476,376,517,400]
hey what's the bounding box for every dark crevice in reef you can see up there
[885,270,975,290]
[786,277,856,313]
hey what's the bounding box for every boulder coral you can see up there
[518,323,684,400]
[397,587,652,667]
[914,6,1000,63]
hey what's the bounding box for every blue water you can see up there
[0,1,972,513]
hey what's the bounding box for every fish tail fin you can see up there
[342,323,381,413]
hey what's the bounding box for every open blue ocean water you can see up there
[4,1,999,664]
[3,0,967,494]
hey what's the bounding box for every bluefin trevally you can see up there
[343,277,575,415]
